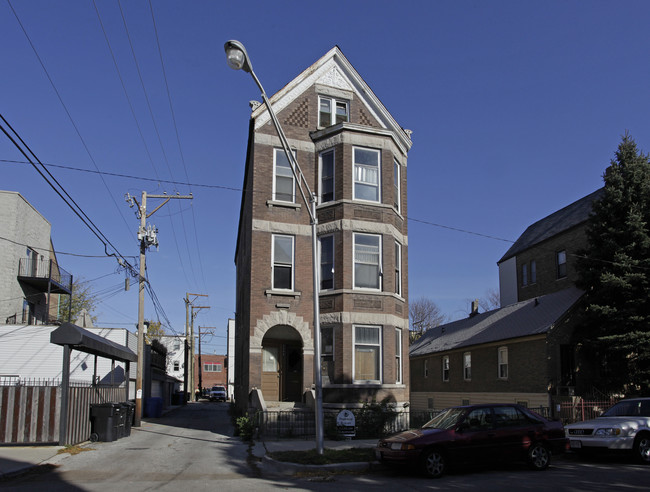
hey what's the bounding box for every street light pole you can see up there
[224,40,324,454]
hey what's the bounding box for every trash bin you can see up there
[90,403,121,442]
[144,397,163,418]
[120,402,135,437]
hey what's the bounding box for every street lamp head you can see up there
[224,40,252,73]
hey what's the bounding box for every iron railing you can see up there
[18,257,73,292]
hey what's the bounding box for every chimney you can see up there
[470,299,479,317]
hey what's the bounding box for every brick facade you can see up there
[195,354,227,392]
[233,48,412,410]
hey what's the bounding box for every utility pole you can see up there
[184,293,208,400]
[127,191,192,427]
[197,326,216,391]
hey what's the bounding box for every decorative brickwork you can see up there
[359,107,373,127]
[283,98,309,128]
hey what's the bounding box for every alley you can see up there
[2,402,264,491]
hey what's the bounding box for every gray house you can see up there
[0,190,72,325]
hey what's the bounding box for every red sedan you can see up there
[376,403,566,478]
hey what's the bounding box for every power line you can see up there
[7,0,136,244]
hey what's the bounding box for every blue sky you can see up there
[2,1,649,354]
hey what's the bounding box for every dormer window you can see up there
[319,96,348,127]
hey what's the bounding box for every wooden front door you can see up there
[261,346,280,401]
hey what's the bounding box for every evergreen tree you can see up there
[576,133,650,394]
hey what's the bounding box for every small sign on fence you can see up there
[336,409,356,438]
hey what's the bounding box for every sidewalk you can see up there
[252,438,380,476]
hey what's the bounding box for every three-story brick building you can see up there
[232,47,412,411]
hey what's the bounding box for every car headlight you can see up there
[594,428,621,437]
[390,442,415,450]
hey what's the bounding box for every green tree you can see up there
[576,133,650,394]
[60,278,98,325]
[145,319,166,343]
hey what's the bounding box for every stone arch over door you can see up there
[253,311,313,403]
[251,311,313,355]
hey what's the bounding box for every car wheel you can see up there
[633,433,650,464]
[421,448,446,478]
[528,442,550,470]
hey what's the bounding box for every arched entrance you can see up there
[261,325,303,402]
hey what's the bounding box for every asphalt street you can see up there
[1,402,649,491]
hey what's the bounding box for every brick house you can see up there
[195,354,227,393]
[0,190,72,325]
[410,190,605,411]
[233,47,412,411]
[497,188,603,306]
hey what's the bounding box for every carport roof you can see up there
[50,322,137,362]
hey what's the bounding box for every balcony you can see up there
[17,257,73,295]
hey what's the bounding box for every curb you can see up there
[261,455,380,476]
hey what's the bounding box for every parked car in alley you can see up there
[376,403,566,478]
[209,385,227,402]
[565,397,650,463]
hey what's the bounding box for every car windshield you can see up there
[212,387,224,391]
[602,400,650,418]
[422,408,465,430]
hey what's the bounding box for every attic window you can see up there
[319,96,348,127]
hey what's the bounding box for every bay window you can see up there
[353,147,380,202]
[354,325,381,382]
[354,233,381,290]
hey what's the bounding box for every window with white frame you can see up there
[394,241,402,296]
[463,352,472,380]
[319,149,335,203]
[522,262,528,286]
[204,363,222,372]
[353,147,381,202]
[319,96,348,127]
[319,235,334,291]
[395,328,402,384]
[557,250,567,279]
[498,346,508,379]
[393,160,401,212]
[273,148,295,202]
[173,361,180,371]
[321,325,334,384]
[354,325,381,382]
[354,233,381,290]
[530,260,537,284]
[272,235,294,290]
[442,355,450,382]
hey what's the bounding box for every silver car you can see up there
[565,398,650,463]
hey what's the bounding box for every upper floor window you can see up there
[394,241,402,297]
[530,260,537,284]
[463,352,472,381]
[173,361,180,371]
[319,235,334,291]
[442,355,450,382]
[273,148,295,202]
[353,233,381,290]
[353,147,381,203]
[557,250,567,279]
[204,363,222,372]
[319,149,335,203]
[498,346,508,379]
[319,96,348,127]
[272,234,294,290]
[173,340,180,351]
[522,263,528,286]
[393,160,401,212]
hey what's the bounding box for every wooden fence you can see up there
[0,379,127,445]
